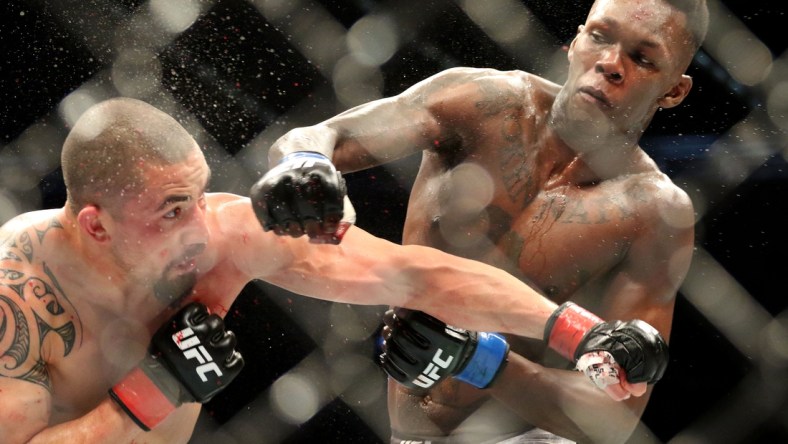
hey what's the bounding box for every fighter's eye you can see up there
[634,53,654,67]
[590,31,607,43]
[164,207,182,219]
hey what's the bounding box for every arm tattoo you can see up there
[35,217,63,243]
[0,291,31,369]
[475,81,519,117]
[562,192,635,225]
[11,232,34,262]
[0,217,82,391]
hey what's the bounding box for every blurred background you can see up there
[1,0,786,442]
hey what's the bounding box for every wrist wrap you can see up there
[544,302,603,361]
[454,332,510,388]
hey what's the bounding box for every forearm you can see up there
[267,97,439,173]
[488,353,648,444]
[399,249,558,338]
[273,227,557,338]
[28,398,141,444]
[268,125,340,165]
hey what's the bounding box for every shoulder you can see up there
[618,172,695,245]
[206,192,254,240]
[204,192,291,279]
[0,211,76,392]
[1,209,61,244]
[426,67,547,88]
[626,171,693,213]
[408,68,553,125]
[407,67,543,105]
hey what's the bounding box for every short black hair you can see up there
[666,0,709,52]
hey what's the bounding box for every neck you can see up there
[60,209,164,318]
[546,89,650,154]
[542,122,646,184]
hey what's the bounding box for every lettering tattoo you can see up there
[490,184,639,299]
[0,217,82,391]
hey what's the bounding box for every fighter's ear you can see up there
[658,74,693,109]
[567,25,585,60]
[77,204,110,242]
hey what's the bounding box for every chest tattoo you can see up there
[472,83,533,205]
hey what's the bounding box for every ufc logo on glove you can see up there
[173,327,223,382]
[412,349,454,388]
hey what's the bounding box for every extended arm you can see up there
[226,193,670,366]
[254,68,502,240]
[267,67,482,170]
[223,194,555,336]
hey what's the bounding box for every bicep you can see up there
[0,367,52,443]
[327,95,443,172]
[330,67,498,172]
[0,283,55,442]
[214,196,300,282]
[601,225,694,341]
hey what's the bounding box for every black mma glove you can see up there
[109,302,244,431]
[250,151,355,244]
[379,308,509,390]
[544,302,668,385]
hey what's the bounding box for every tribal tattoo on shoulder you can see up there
[0,217,82,391]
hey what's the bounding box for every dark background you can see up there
[1,1,786,443]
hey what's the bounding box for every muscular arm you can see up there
[267,67,517,172]
[219,195,558,338]
[0,279,141,443]
[23,399,142,444]
[0,340,177,444]
[486,185,695,443]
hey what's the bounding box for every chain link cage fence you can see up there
[1,0,787,443]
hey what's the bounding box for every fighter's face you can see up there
[559,0,694,137]
[108,149,211,300]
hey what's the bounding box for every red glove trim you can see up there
[546,302,603,361]
[109,367,176,431]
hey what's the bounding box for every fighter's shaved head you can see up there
[587,0,708,71]
[62,98,199,216]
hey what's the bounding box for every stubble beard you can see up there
[153,268,197,309]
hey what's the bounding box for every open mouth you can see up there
[173,257,197,274]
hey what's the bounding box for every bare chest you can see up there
[405,169,641,302]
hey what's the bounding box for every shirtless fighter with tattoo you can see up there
[0,96,666,443]
[252,0,707,442]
